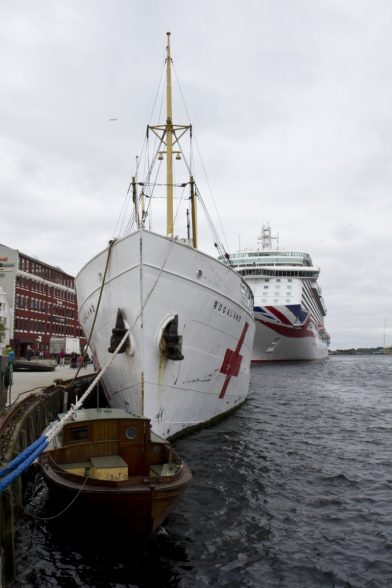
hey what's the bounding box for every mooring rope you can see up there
[70,238,116,383]
[15,473,90,521]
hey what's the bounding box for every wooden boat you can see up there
[38,407,192,536]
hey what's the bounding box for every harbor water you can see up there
[15,355,392,587]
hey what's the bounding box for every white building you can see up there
[0,286,11,354]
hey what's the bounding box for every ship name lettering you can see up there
[213,300,241,322]
[83,304,95,323]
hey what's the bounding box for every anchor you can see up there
[160,315,184,361]
[108,308,128,353]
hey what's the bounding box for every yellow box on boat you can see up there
[62,462,90,476]
[90,455,128,481]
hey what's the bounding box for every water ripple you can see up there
[14,356,392,587]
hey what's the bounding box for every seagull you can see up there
[108,118,118,122]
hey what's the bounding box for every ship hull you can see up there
[75,230,255,439]
[252,305,329,362]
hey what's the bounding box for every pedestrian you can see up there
[4,346,15,405]
[59,349,65,367]
[5,345,15,364]
[70,353,77,369]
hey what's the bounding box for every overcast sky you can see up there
[1,0,391,350]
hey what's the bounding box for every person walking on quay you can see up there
[70,353,78,369]
[59,349,65,367]
[3,345,15,405]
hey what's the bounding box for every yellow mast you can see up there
[148,34,196,245]
[190,175,197,248]
[166,32,174,236]
[132,176,139,227]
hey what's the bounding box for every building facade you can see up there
[0,244,86,359]
[0,286,11,354]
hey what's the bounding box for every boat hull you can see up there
[13,359,57,372]
[40,458,191,535]
[75,230,255,439]
[252,305,329,362]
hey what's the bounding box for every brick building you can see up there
[0,244,86,359]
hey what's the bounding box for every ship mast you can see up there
[258,224,279,250]
[148,33,196,244]
[165,32,174,236]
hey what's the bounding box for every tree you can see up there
[0,320,5,345]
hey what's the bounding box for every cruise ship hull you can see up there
[76,230,255,439]
[252,304,329,362]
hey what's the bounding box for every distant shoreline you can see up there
[329,348,391,356]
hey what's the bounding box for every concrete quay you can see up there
[8,363,95,405]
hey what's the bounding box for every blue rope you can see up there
[0,437,48,493]
[0,436,48,479]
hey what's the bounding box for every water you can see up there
[15,355,392,587]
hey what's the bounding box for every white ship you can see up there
[221,225,329,362]
[75,34,255,439]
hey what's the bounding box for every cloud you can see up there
[1,0,392,349]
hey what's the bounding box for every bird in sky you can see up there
[108,118,118,122]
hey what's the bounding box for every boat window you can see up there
[68,426,89,442]
[125,426,138,440]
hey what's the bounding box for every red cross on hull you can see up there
[219,321,249,399]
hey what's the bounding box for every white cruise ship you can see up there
[221,225,329,362]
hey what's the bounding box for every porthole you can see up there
[125,426,138,440]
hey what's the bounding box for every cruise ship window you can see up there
[287,285,292,289]
[286,299,291,303]
[263,285,268,289]
[274,298,279,303]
